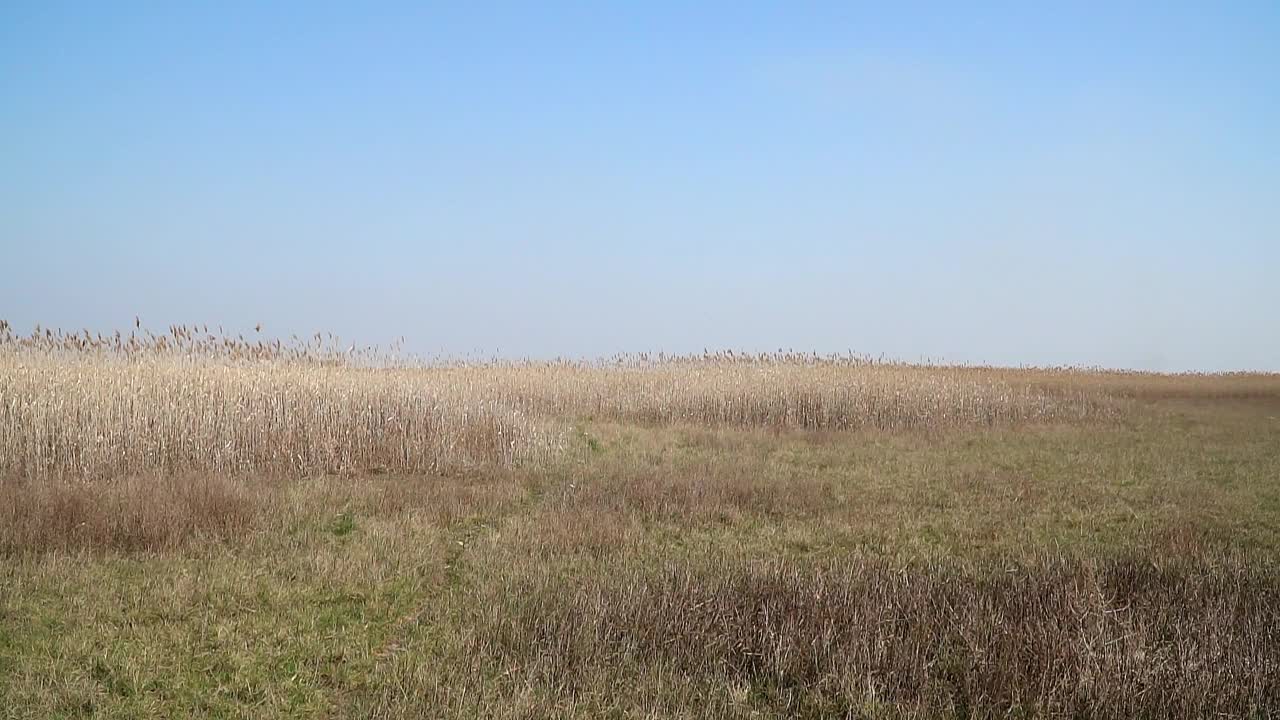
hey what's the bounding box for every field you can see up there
[2,325,1279,718]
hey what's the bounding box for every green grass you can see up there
[2,397,1279,718]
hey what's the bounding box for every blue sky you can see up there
[2,2,1277,369]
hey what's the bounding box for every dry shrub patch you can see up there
[456,554,1280,718]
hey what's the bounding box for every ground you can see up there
[3,396,1278,718]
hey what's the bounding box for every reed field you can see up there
[0,322,1124,480]
[2,322,1280,718]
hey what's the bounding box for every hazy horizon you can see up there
[4,2,1278,372]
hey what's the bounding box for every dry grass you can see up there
[3,321,1280,718]
[0,474,259,553]
[431,358,1127,431]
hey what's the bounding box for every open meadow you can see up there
[2,324,1279,718]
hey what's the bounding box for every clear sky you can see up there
[3,2,1277,370]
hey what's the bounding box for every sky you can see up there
[2,2,1278,370]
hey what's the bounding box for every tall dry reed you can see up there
[0,345,557,479]
[7,321,1275,480]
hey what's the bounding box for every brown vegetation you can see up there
[452,553,1279,718]
[0,474,258,553]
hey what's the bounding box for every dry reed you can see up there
[0,323,558,478]
[5,321,1276,481]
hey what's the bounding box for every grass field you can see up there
[2,325,1279,718]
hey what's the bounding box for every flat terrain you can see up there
[1,333,1278,717]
